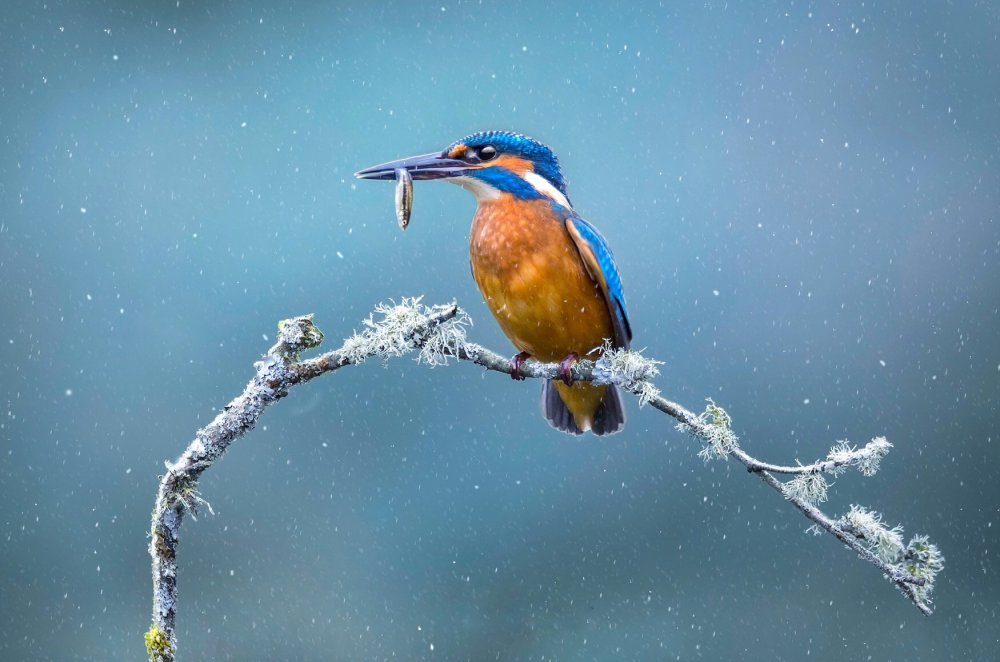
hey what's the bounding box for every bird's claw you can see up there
[510,351,531,381]
[559,352,580,386]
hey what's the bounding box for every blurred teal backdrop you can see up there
[1,1,998,659]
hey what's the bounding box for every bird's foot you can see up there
[509,351,531,381]
[559,352,580,386]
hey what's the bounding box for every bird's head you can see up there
[355,131,571,209]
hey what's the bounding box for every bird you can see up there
[355,131,632,435]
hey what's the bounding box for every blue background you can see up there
[1,1,998,659]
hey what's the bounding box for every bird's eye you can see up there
[477,145,498,161]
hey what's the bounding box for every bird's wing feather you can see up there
[564,215,632,348]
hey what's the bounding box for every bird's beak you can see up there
[354,151,471,181]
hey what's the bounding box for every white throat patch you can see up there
[522,171,572,209]
[450,175,501,201]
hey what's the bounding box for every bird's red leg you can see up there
[510,351,531,381]
[559,352,580,386]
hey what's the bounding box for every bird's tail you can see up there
[541,381,626,436]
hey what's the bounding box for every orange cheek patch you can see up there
[493,154,533,174]
[448,144,468,159]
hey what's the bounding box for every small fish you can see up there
[394,167,412,230]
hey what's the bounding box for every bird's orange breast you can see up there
[469,197,616,362]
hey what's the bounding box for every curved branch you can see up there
[146,298,943,660]
[146,302,458,661]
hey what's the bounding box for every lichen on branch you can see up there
[146,298,943,660]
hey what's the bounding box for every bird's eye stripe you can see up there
[448,144,467,159]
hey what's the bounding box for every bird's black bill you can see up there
[354,152,471,181]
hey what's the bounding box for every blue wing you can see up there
[565,215,633,349]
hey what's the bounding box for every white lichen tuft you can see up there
[825,440,855,476]
[341,333,370,364]
[839,506,943,607]
[175,486,215,522]
[677,399,739,461]
[417,307,471,366]
[905,534,945,606]
[340,297,465,365]
[841,505,905,564]
[782,471,829,505]
[826,436,893,476]
[634,381,662,407]
[856,436,892,476]
[597,342,663,383]
[594,343,663,405]
[365,297,432,358]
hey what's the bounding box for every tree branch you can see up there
[146,298,944,660]
[146,300,459,661]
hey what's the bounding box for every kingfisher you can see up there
[355,131,632,435]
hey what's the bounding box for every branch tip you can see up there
[904,534,945,608]
[276,314,325,357]
[827,436,893,477]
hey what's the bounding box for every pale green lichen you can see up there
[417,307,470,366]
[598,343,663,383]
[905,534,945,606]
[841,505,904,563]
[825,440,855,476]
[827,436,892,477]
[340,297,467,365]
[781,471,829,505]
[595,343,664,406]
[856,436,892,476]
[340,333,370,364]
[170,476,214,521]
[839,505,944,609]
[145,624,173,661]
[677,399,739,461]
